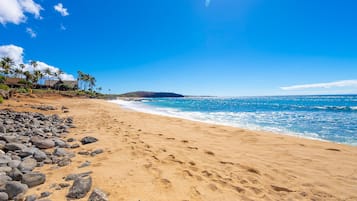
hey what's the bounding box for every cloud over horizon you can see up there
[0,44,75,80]
[0,0,42,25]
[54,3,69,16]
[281,80,357,90]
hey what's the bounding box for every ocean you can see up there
[110,95,357,146]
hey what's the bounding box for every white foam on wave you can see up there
[108,99,327,142]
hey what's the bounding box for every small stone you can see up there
[40,191,51,198]
[59,183,70,188]
[4,143,26,151]
[7,168,23,181]
[25,194,37,201]
[80,136,98,145]
[67,138,75,142]
[8,160,21,168]
[53,148,67,157]
[88,188,109,201]
[57,158,71,167]
[34,149,47,162]
[5,181,28,199]
[70,143,80,149]
[64,171,92,181]
[91,149,104,157]
[78,161,91,168]
[53,138,67,148]
[78,151,90,155]
[0,192,8,201]
[19,158,37,172]
[66,176,92,199]
[21,172,46,188]
[31,137,55,149]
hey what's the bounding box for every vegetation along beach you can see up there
[1,0,357,200]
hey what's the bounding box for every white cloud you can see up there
[0,44,75,80]
[0,0,42,25]
[281,80,357,90]
[19,0,42,19]
[205,0,211,7]
[0,44,24,64]
[54,3,69,16]
[26,27,36,38]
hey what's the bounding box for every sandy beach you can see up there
[1,96,357,201]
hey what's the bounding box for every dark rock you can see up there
[57,158,71,167]
[0,192,8,201]
[67,138,75,142]
[66,176,92,199]
[33,149,47,162]
[18,158,37,172]
[90,149,104,157]
[53,148,67,157]
[59,183,70,188]
[40,191,51,198]
[5,181,28,199]
[78,161,91,168]
[80,136,98,145]
[7,168,23,181]
[4,143,26,151]
[78,151,90,155]
[53,138,67,148]
[21,172,46,188]
[64,171,92,181]
[88,188,109,201]
[31,137,55,149]
[25,194,37,201]
[70,143,80,149]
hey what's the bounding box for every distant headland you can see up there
[118,91,184,98]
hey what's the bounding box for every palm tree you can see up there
[30,60,38,70]
[32,70,43,87]
[88,75,96,91]
[0,57,15,77]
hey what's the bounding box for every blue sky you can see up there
[1,0,357,96]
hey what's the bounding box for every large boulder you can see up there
[5,181,28,199]
[66,176,92,199]
[21,172,46,188]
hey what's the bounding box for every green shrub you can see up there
[0,84,9,90]
[0,96,3,104]
[0,75,5,84]
[17,87,29,93]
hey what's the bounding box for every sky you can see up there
[1,0,357,96]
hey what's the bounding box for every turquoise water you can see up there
[111,95,357,145]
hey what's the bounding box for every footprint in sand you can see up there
[166,137,175,140]
[160,178,172,188]
[181,140,189,143]
[187,146,198,150]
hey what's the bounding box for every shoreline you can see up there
[1,96,357,200]
[109,99,353,147]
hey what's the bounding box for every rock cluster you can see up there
[0,109,74,200]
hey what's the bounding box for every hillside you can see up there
[119,91,184,98]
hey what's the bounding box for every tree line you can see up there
[0,56,97,91]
